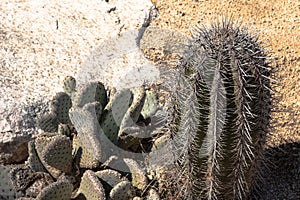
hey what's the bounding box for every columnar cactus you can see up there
[173,18,272,199]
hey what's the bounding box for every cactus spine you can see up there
[174,18,272,199]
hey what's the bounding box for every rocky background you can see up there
[0,0,154,164]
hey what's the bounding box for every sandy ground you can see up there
[150,0,300,146]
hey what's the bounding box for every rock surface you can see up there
[0,0,155,164]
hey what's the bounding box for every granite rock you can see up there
[0,0,155,164]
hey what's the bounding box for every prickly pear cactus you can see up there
[2,60,166,199]
[110,158,148,191]
[58,123,72,137]
[37,112,59,132]
[34,133,73,178]
[60,76,159,169]
[70,104,107,168]
[77,170,106,200]
[36,177,73,200]
[38,92,72,132]
[73,81,108,108]
[100,88,133,144]
[27,140,48,173]
[63,76,76,96]
[109,180,133,200]
[41,134,73,174]
[51,92,72,124]
[0,165,22,199]
[96,169,124,189]
[119,85,146,130]
[141,89,158,119]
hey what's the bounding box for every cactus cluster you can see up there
[0,18,273,200]
[0,76,166,199]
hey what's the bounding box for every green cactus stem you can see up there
[34,134,72,178]
[63,76,76,96]
[141,89,159,120]
[77,170,106,200]
[10,166,53,198]
[109,180,133,200]
[37,112,59,132]
[42,134,73,175]
[73,81,108,108]
[0,165,22,199]
[51,92,72,124]
[28,140,48,173]
[100,88,133,144]
[36,177,73,200]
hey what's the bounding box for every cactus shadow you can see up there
[252,141,300,199]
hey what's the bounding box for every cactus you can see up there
[63,76,76,96]
[0,165,22,199]
[58,123,72,137]
[73,81,108,108]
[36,177,73,200]
[10,166,53,198]
[77,170,106,200]
[31,133,73,178]
[51,92,72,124]
[141,89,159,119]
[37,112,59,132]
[119,86,146,129]
[172,17,272,199]
[28,140,48,173]
[83,101,103,122]
[100,88,133,144]
[70,104,107,168]
[110,158,148,191]
[96,169,124,189]
[42,134,73,174]
[4,74,164,199]
[38,92,72,132]
[2,18,274,199]
[109,180,133,200]
[68,78,156,168]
